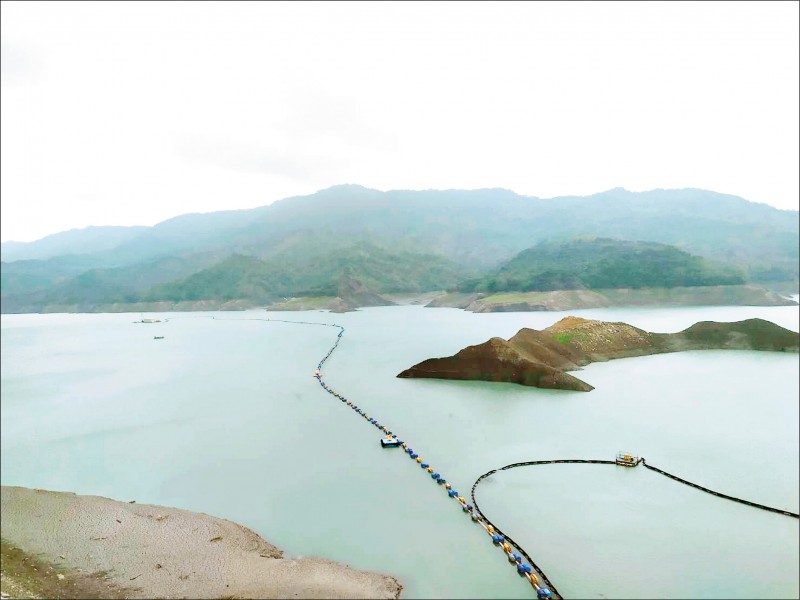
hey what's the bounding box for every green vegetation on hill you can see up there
[145,254,279,303]
[1,253,225,312]
[2,185,797,313]
[143,243,466,303]
[470,238,745,293]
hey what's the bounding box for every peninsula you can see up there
[397,317,799,391]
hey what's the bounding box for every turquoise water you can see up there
[1,304,798,599]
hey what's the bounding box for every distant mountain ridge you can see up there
[1,185,797,313]
[1,225,148,262]
[4,185,797,265]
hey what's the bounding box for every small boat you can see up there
[153,336,165,340]
[380,437,401,448]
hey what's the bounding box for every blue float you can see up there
[305,321,556,599]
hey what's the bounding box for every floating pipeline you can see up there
[252,317,555,598]
[638,458,799,518]
[471,459,799,524]
[470,458,798,598]
[196,316,798,599]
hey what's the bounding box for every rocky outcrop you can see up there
[544,316,660,361]
[328,297,356,313]
[337,275,395,309]
[398,317,799,391]
[265,277,395,313]
[660,319,800,353]
[320,276,396,312]
[468,290,611,312]
[425,293,486,309]
[398,332,594,391]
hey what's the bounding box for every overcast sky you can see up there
[1,1,798,242]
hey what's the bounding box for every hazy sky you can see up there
[2,1,798,242]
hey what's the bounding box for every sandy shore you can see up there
[1,486,401,599]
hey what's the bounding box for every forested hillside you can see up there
[467,239,746,293]
[1,185,797,312]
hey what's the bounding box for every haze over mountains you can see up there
[1,185,797,313]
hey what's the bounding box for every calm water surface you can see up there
[2,304,798,599]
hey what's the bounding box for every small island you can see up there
[397,317,799,392]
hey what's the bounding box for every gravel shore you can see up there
[1,486,402,599]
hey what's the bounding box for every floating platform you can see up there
[616,451,640,467]
[380,437,401,448]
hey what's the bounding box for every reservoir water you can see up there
[2,303,798,599]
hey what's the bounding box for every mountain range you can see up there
[1,185,797,313]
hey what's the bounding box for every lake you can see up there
[1,303,798,599]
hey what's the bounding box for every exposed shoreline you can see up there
[1,284,795,315]
[0,486,402,599]
[426,284,797,312]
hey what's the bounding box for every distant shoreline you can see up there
[428,284,798,312]
[1,284,796,315]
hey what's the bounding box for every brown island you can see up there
[397,317,799,392]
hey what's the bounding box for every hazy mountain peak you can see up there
[1,225,148,262]
[317,183,382,195]
[2,186,796,310]
[598,187,630,194]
